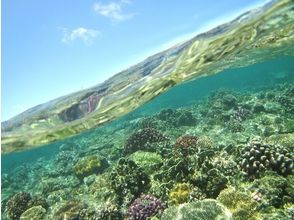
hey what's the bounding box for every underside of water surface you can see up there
[2,0,294,153]
[2,1,294,220]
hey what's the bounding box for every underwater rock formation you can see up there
[124,128,167,154]
[126,194,166,220]
[239,141,293,179]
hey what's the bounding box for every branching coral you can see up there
[124,128,167,154]
[126,194,166,220]
[110,158,150,205]
[174,135,198,156]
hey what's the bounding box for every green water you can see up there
[2,56,294,219]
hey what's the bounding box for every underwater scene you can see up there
[1,1,294,220]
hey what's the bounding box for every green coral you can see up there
[169,183,191,205]
[110,158,150,206]
[217,187,259,220]
[74,155,108,179]
[129,151,163,175]
[161,199,232,220]
[251,172,292,208]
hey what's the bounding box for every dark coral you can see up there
[239,142,293,179]
[126,194,166,220]
[174,135,198,156]
[5,192,32,220]
[124,128,167,154]
[110,158,150,205]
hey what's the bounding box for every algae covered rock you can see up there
[161,199,232,220]
[74,155,109,179]
[20,206,46,220]
[129,151,162,175]
[217,187,259,220]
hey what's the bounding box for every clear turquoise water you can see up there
[2,55,294,219]
[2,56,293,171]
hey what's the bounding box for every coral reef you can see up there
[126,194,166,220]
[157,109,196,127]
[110,158,150,205]
[73,155,109,179]
[239,141,293,179]
[124,128,168,154]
